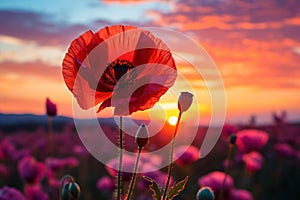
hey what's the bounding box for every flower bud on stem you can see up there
[126,124,149,200]
[219,135,236,200]
[196,186,215,200]
[162,111,182,200]
[60,175,80,200]
[117,116,123,200]
[162,92,193,200]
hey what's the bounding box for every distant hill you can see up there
[0,113,148,133]
[0,113,74,133]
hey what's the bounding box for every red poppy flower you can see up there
[62,25,177,115]
[230,189,253,200]
[174,145,200,166]
[242,151,264,173]
[274,143,294,157]
[236,129,269,153]
[46,97,57,117]
[198,171,234,199]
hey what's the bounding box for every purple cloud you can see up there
[0,10,88,46]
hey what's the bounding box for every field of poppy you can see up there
[0,110,300,200]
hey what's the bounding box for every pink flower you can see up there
[48,178,61,189]
[96,176,115,192]
[0,139,16,160]
[236,129,269,153]
[174,145,200,166]
[46,158,65,171]
[0,186,26,200]
[46,98,57,117]
[274,143,294,158]
[198,171,234,199]
[73,145,90,158]
[62,157,79,168]
[106,154,137,181]
[221,124,239,140]
[18,156,45,184]
[24,185,49,200]
[12,149,30,162]
[0,164,10,178]
[296,151,300,160]
[140,153,162,168]
[242,151,264,173]
[46,157,79,172]
[230,189,253,200]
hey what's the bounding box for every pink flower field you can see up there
[0,112,299,199]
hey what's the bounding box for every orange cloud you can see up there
[0,61,73,116]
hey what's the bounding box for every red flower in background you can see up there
[62,25,177,115]
[18,156,45,184]
[24,185,49,200]
[230,189,253,200]
[96,176,115,193]
[236,129,269,153]
[198,171,234,199]
[46,98,57,117]
[274,143,294,158]
[242,151,264,173]
[0,186,26,200]
[174,145,200,166]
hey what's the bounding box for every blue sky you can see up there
[0,0,173,24]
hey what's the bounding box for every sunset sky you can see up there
[0,0,299,125]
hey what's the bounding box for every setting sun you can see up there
[168,116,178,126]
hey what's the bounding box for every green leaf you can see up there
[167,176,189,200]
[143,176,162,200]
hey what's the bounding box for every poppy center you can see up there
[110,59,134,80]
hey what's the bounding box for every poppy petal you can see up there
[97,97,112,113]
[62,30,94,92]
[62,25,177,114]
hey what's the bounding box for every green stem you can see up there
[162,111,182,200]
[219,144,234,200]
[117,116,123,200]
[47,116,53,156]
[125,147,142,200]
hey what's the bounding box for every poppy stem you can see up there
[162,111,182,200]
[117,116,123,200]
[125,147,142,200]
[47,116,53,156]
[219,144,234,200]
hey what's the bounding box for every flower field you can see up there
[0,113,299,200]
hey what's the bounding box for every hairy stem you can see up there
[219,144,234,200]
[117,116,123,200]
[162,111,182,200]
[47,116,53,156]
[126,147,142,200]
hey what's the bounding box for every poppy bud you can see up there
[178,92,193,112]
[135,124,149,149]
[61,182,80,200]
[229,134,237,145]
[196,186,215,200]
[46,98,57,117]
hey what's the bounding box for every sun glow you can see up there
[168,115,178,126]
